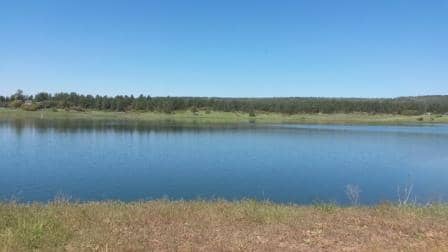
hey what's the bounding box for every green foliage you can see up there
[0,204,71,250]
[21,103,41,111]
[400,110,420,116]
[1,90,448,115]
[12,89,25,101]
[35,92,50,102]
[9,100,23,108]
[71,106,86,112]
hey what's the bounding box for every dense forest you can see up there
[1,90,448,115]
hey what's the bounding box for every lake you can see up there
[1,119,448,205]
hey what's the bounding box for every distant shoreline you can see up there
[1,108,448,125]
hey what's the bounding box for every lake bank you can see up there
[1,200,448,251]
[1,108,448,125]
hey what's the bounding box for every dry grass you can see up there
[1,200,448,251]
[1,108,448,125]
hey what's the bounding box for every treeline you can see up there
[1,90,448,115]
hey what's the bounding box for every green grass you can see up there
[1,200,448,251]
[0,202,72,250]
[1,108,448,124]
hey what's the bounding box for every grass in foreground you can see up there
[1,200,448,251]
[1,108,448,124]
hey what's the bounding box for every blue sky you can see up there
[0,0,447,97]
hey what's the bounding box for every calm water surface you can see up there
[1,119,448,204]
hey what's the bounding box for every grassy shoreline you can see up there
[1,108,448,125]
[1,200,448,251]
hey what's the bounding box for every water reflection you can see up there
[0,118,259,134]
[1,118,448,204]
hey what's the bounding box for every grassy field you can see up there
[1,108,448,124]
[1,200,448,251]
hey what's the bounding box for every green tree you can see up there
[12,89,25,101]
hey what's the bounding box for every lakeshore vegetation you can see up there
[1,200,448,251]
[1,90,448,115]
[1,90,448,124]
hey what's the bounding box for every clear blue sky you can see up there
[1,0,447,97]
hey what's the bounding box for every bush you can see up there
[9,100,23,108]
[21,103,40,111]
[162,108,173,114]
[400,110,421,116]
[71,106,86,112]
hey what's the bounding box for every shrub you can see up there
[400,110,420,116]
[21,103,40,111]
[71,106,86,112]
[9,100,23,108]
